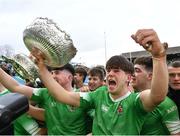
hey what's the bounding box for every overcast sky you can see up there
[0,0,180,67]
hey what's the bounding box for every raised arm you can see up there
[0,68,33,98]
[131,29,168,111]
[31,49,80,106]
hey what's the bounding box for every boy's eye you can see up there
[134,68,141,73]
[106,69,110,73]
[169,73,180,77]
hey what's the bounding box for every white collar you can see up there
[109,91,131,102]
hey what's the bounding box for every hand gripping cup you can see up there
[23,17,77,68]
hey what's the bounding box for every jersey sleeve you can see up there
[31,88,47,103]
[79,91,94,110]
[159,97,180,134]
[79,86,108,109]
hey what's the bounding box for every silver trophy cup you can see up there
[23,17,77,68]
[2,54,39,83]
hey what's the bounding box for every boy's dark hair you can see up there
[133,56,153,72]
[168,60,180,68]
[95,65,106,78]
[88,67,105,81]
[75,67,87,82]
[106,55,134,74]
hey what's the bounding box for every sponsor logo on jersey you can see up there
[167,105,177,114]
[101,104,109,112]
[50,101,57,107]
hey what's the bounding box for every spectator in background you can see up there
[74,66,87,89]
[79,66,106,92]
[87,66,106,91]
[131,56,180,135]
[79,66,107,134]
[168,60,180,117]
[95,65,106,85]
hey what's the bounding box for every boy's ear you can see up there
[68,74,73,81]
[148,72,153,80]
[127,74,132,82]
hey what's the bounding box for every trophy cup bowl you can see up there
[23,17,77,68]
[2,54,39,83]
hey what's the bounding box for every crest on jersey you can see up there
[117,105,123,115]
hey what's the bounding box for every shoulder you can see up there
[31,88,49,100]
[94,85,107,92]
[79,86,107,102]
[130,92,148,114]
[158,96,176,108]
[128,92,140,101]
[156,97,178,115]
[33,88,48,94]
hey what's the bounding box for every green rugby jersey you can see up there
[141,96,180,135]
[31,88,89,135]
[80,86,148,135]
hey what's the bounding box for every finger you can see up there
[131,34,136,41]
[131,34,138,43]
[131,32,145,45]
[137,32,145,42]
